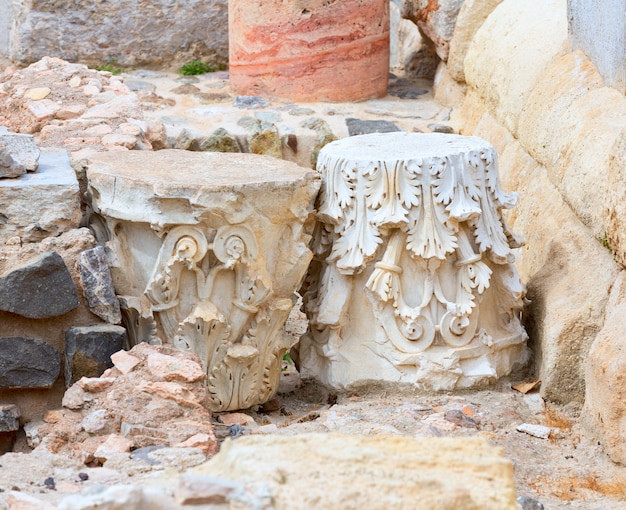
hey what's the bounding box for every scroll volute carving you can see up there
[122,223,289,411]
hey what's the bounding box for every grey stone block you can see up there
[0,337,61,388]
[0,251,79,318]
[345,118,402,136]
[64,324,127,386]
[79,246,122,324]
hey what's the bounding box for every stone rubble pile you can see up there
[31,342,217,464]
[0,57,166,158]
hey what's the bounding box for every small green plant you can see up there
[281,352,293,372]
[95,59,122,75]
[599,234,612,251]
[179,60,215,75]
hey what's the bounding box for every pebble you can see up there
[516,423,552,439]
[24,87,51,100]
[110,351,141,374]
[427,123,455,133]
[233,95,270,109]
[517,495,545,510]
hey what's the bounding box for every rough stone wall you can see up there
[1,0,228,69]
[434,0,626,462]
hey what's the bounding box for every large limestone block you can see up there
[464,0,569,136]
[87,150,320,411]
[4,0,228,68]
[472,118,618,402]
[194,433,518,509]
[447,0,503,83]
[518,51,626,237]
[582,271,626,465]
[0,148,80,243]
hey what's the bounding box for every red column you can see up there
[228,0,390,102]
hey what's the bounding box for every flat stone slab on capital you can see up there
[86,150,320,225]
[0,251,79,318]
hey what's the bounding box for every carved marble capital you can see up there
[87,150,320,411]
[300,133,528,390]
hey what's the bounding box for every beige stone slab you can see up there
[193,433,518,509]
[518,51,626,237]
[447,0,504,83]
[481,132,619,403]
[582,270,626,464]
[464,0,569,136]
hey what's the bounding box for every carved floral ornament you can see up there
[301,133,528,386]
[119,224,292,412]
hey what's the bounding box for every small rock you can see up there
[345,118,402,136]
[78,377,116,393]
[56,104,86,120]
[94,434,132,462]
[428,123,455,133]
[62,384,89,410]
[68,75,82,88]
[517,495,545,510]
[233,95,270,109]
[175,433,215,455]
[78,472,89,481]
[24,87,51,100]
[523,394,546,415]
[102,133,137,149]
[137,381,201,407]
[0,131,40,177]
[26,99,60,121]
[218,413,257,427]
[23,421,44,448]
[146,352,205,383]
[197,127,241,153]
[176,474,242,505]
[171,84,201,94]
[80,409,108,434]
[110,350,141,374]
[0,405,20,432]
[44,476,56,490]
[444,409,479,429]
[516,423,552,439]
[289,107,315,116]
[228,424,245,438]
[43,409,65,424]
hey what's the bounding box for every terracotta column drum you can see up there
[228,0,390,102]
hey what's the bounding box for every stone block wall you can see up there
[434,0,626,463]
[0,0,228,69]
